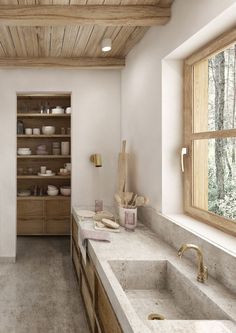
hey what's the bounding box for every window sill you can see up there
[162,213,236,256]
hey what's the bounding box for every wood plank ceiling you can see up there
[0,0,174,68]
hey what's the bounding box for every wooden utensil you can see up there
[117,140,128,194]
[114,193,122,206]
[124,192,133,207]
[129,194,137,207]
[144,196,149,206]
[135,196,146,207]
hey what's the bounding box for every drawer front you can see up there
[17,200,44,218]
[81,273,94,333]
[17,219,44,235]
[96,277,122,333]
[82,254,95,298]
[72,241,80,281]
[45,200,71,218]
[45,219,70,234]
[72,216,78,245]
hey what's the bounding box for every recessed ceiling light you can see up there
[101,38,112,52]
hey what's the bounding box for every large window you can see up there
[184,27,236,236]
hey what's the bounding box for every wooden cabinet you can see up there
[17,93,71,236]
[17,218,44,235]
[17,196,71,235]
[17,199,44,218]
[71,216,123,333]
[95,275,122,333]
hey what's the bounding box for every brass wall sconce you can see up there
[90,154,102,167]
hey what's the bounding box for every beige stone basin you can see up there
[109,260,229,322]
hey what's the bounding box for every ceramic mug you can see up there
[40,166,46,174]
[25,128,32,135]
[33,128,40,135]
[61,142,70,156]
[46,170,52,175]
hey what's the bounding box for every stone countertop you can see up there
[72,208,236,333]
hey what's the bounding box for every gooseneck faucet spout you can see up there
[177,244,208,283]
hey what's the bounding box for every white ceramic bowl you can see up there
[18,147,30,151]
[42,126,55,135]
[47,189,59,196]
[52,106,64,114]
[48,185,57,191]
[18,148,31,155]
[60,186,71,196]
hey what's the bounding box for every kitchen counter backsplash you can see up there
[138,206,236,294]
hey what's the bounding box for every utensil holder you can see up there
[118,207,137,228]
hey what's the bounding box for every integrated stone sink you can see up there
[109,260,229,323]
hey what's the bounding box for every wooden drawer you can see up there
[72,216,78,245]
[81,273,94,333]
[96,276,122,333]
[45,219,70,234]
[17,219,44,235]
[82,254,95,298]
[45,199,71,218]
[72,241,80,281]
[17,200,44,218]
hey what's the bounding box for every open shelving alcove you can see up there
[17,93,71,236]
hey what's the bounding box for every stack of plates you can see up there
[52,142,60,155]
[36,144,49,155]
[18,148,31,155]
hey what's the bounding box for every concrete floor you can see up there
[0,237,89,333]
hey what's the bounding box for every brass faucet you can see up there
[177,244,208,283]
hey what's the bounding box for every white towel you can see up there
[77,219,110,264]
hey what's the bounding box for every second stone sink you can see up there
[109,260,229,322]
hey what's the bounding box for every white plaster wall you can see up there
[121,0,236,213]
[0,69,121,258]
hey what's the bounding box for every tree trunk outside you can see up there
[214,51,225,200]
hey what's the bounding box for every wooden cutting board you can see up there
[117,140,128,195]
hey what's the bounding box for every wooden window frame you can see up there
[184,26,236,236]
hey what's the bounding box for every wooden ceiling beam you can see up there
[0,5,171,27]
[0,57,125,68]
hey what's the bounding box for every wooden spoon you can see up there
[114,193,122,206]
[135,196,145,207]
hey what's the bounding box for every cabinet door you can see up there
[96,276,122,333]
[72,240,80,281]
[45,218,70,234]
[72,216,78,245]
[82,254,95,299]
[45,199,71,218]
[17,219,44,235]
[17,200,44,218]
[81,273,95,333]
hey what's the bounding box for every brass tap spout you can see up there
[177,244,208,283]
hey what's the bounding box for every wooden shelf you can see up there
[17,155,71,159]
[17,94,71,236]
[17,134,70,138]
[17,196,70,200]
[17,175,70,179]
[17,113,71,118]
